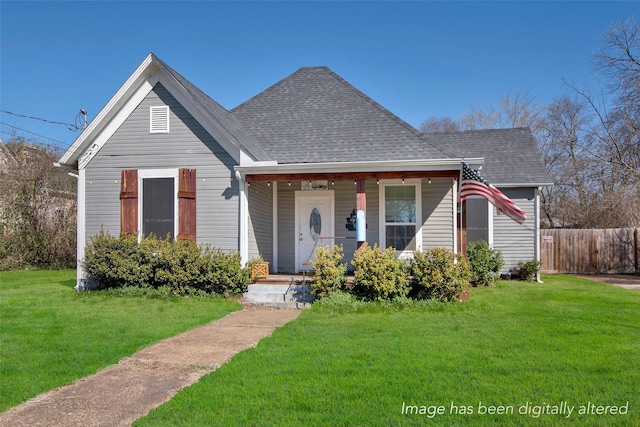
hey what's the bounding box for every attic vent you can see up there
[150,106,170,133]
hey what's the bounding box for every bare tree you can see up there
[419,116,462,133]
[567,18,640,186]
[0,137,77,269]
[459,91,544,134]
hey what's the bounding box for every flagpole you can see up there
[458,160,464,256]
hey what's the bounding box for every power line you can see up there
[0,109,81,131]
[0,122,72,150]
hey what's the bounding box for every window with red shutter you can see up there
[120,168,196,241]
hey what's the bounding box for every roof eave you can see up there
[235,158,483,177]
[494,182,554,188]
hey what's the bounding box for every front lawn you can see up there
[0,270,240,411]
[136,275,639,426]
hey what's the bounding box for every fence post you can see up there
[635,228,639,274]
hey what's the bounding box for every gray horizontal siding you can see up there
[247,182,273,264]
[276,182,297,273]
[421,178,454,250]
[84,83,239,251]
[492,188,536,273]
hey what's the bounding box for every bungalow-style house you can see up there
[58,53,551,288]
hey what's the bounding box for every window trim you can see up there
[379,179,422,254]
[138,168,179,241]
[150,106,170,133]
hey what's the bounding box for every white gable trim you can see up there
[60,54,243,169]
[60,54,156,166]
[77,78,156,169]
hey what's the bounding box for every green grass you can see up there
[136,275,639,426]
[0,269,241,411]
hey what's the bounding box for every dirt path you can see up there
[574,274,640,290]
[0,308,301,427]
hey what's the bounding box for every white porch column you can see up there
[272,181,278,272]
[452,177,458,255]
[236,172,249,266]
[535,187,542,283]
[76,168,86,289]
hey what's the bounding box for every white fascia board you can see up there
[235,158,483,176]
[59,54,157,166]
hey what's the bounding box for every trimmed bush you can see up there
[311,245,347,298]
[83,230,249,296]
[410,248,471,302]
[204,247,248,296]
[350,245,409,301]
[467,240,504,287]
[517,260,541,282]
[83,230,146,288]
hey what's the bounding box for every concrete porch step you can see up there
[240,301,313,309]
[241,277,315,308]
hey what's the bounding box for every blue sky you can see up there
[1,1,637,152]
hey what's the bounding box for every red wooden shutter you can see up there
[178,168,196,241]
[120,169,138,236]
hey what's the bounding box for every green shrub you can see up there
[517,260,541,282]
[310,245,347,298]
[466,240,504,287]
[82,230,249,295]
[83,230,146,288]
[410,248,471,302]
[203,247,248,296]
[350,245,409,301]
[313,289,362,310]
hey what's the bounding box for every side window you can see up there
[466,197,489,244]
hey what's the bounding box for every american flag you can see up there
[460,162,527,225]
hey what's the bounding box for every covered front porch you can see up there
[236,158,482,274]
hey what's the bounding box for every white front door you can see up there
[295,191,335,272]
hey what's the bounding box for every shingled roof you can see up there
[153,55,271,162]
[231,66,451,164]
[422,128,552,186]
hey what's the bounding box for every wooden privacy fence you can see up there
[540,228,639,274]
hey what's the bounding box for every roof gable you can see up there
[231,66,451,163]
[58,53,269,168]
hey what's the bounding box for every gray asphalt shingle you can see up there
[154,55,271,162]
[422,128,552,185]
[155,59,550,186]
[231,66,451,163]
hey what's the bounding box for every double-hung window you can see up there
[380,180,422,254]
